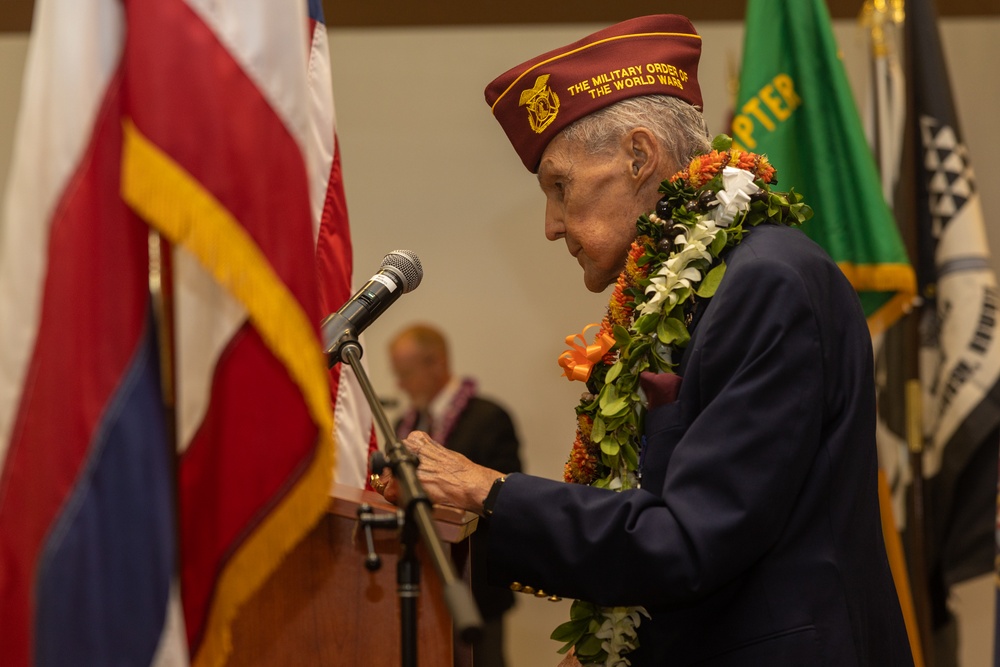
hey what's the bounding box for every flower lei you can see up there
[551,136,812,667]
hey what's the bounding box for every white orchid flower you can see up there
[638,216,724,316]
[711,167,760,226]
[592,606,651,667]
[670,242,709,269]
[674,220,718,263]
[640,263,701,315]
[687,216,720,242]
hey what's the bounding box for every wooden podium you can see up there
[225,483,479,667]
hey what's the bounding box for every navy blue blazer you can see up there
[486,224,913,665]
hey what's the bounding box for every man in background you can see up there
[388,323,523,667]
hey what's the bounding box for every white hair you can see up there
[559,95,711,165]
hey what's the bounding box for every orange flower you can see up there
[730,150,776,184]
[755,156,776,184]
[564,427,599,484]
[606,239,651,329]
[672,150,727,188]
[669,149,776,188]
[625,238,649,278]
[729,149,753,170]
[606,290,630,331]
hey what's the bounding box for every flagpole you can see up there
[895,0,934,660]
[148,229,177,453]
[863,2,932,663]
[148,229,180,571]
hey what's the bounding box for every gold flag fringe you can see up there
[837,261,918,338]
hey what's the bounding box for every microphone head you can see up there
[381,249,423,293]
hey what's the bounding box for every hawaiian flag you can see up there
[0,0,349,665]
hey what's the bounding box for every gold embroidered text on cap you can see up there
[485,15,703,172]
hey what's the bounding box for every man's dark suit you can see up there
[485,224,913,665]
[443,397,523,621]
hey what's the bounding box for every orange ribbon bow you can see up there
[557,323,616,383]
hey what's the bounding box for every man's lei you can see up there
[550,135,812,667]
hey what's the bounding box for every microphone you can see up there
[322,249,423,365]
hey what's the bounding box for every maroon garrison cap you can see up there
[485,15,703,172]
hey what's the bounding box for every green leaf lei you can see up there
[552,135,812,667]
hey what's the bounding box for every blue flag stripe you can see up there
[34,314,173,667]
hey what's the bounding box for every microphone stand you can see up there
[330,333,483,667]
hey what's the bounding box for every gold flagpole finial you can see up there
[861,0,905,58]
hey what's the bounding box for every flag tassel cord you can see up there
[905,372,934,665]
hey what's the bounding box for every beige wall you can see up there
[2,17,998,667]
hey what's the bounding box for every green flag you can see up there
[734,0,915,336]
